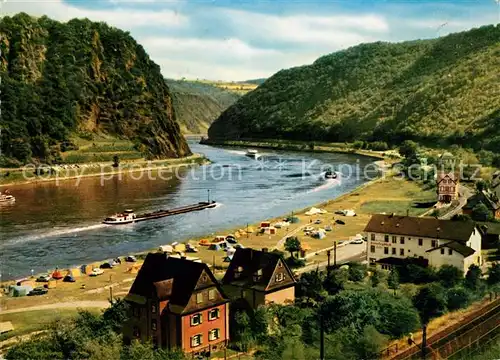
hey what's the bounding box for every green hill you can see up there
[0,13,190,166]
[166,79,240,134]
[208,25,500,152]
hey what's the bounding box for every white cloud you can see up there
[2,0,188,30]
[220,9,388,48]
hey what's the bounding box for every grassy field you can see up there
[195,80,258,95]
[0,308,98,343]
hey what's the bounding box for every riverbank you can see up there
[200,138,398,161]
[0,154,208,187]
[0,173,437,312]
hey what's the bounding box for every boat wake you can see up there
[308,173,342,193]
[227,150,246,155]
[2,223,109,247]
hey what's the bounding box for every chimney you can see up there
[262,248,268,253]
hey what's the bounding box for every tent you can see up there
[47,279,57,288]
[344,210,356,217]
[173,243,186,253]
[208,242,226,251]
[305,207,327,216]
[312,230,326,239]
[11,285,33,297]
[159,245,173,253]
[52,269,63,280]
[66,268,81,278]
[83,263,101,275]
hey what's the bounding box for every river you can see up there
[0,140,377,279]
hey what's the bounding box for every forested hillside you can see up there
[0,13,190,166]
[166,79,240,134]
[209,25,500,152]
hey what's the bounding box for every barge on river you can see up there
[103,201,217,225]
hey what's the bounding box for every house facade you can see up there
[463,190,500,220]
[437,172,459,203]
[124,253,229,356]
[364,214,482,273]
[222,248,296,309]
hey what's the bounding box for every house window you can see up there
[431,240,437,248]
[418,239,423,246]
[400,237,405,244]
[392,236,397,244]
[441,248,445,255]
[209,289,216,300]
[275,273,284,282]
[371,234,375,241]
[196,292,204,304]
[384,235,389,242]
[449,249,453,255]
[370,245,375,253]
[209,329,220,341]
[151,303,157,314]
[253,269,263,282]
[208,308,220,321]
[151,319,157,331]
[278,261,283,268]
[191,313,202,326]
[133,326,140,338]
[384,247,389,255]
[400,249,404,256]
[234,266,244,279]
[191,334,203,348]
[392,248,396,255]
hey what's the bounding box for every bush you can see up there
[446,287,470,311]
[437,265,464,288]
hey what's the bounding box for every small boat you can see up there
[103,209,136,225]
[324,169,337,179]
[245,149,259,159]
[0,191,15,203]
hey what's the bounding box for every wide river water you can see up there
[0,141,377,279]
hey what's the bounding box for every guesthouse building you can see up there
[364,214,482,273]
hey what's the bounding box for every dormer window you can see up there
[275,273,285,282]
[253,269,263,282]
[234,266,244,279]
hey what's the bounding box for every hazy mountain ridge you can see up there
[166,79,240,134]
[208,25,500,152]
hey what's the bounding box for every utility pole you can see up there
[207,189,210,203]
[421,324,427,360]
[333,241,337,266]
[326,250,331,270]
[319,315,325,360]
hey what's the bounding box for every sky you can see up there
[1,0,499,81]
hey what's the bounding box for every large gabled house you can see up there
[222,248,296,309]
[124,253,229,356]
[364,214,482,273]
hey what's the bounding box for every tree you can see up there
[347,262,366,282]
[437,265,464,288]
[476,180,489,193]
[297,270,325,302]
[446,287,470,311]
[413,284,447,358]
[370,269,383,288]
[471,203,492,222]
[231,310,253,351]
[387,268,400,295]
[284,237,301,258]
[112,155,120,168]
[487,263,500,286]
[464,264,482,291]
[323,269,348,295]
[399,140,418,159]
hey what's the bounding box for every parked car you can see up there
[100,261,115,269]
[125,256,137,262]
[63,275,76,283]
[36,274,51,282]
[325,226,332,232]
[113,257,121,264]
[28,287,48,296]
[89,268,104,277]
[314,219,322,224]
[351,238,364,244]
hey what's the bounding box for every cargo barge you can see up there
[103,201,217,225]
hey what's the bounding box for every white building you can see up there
[364,214,482,273]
